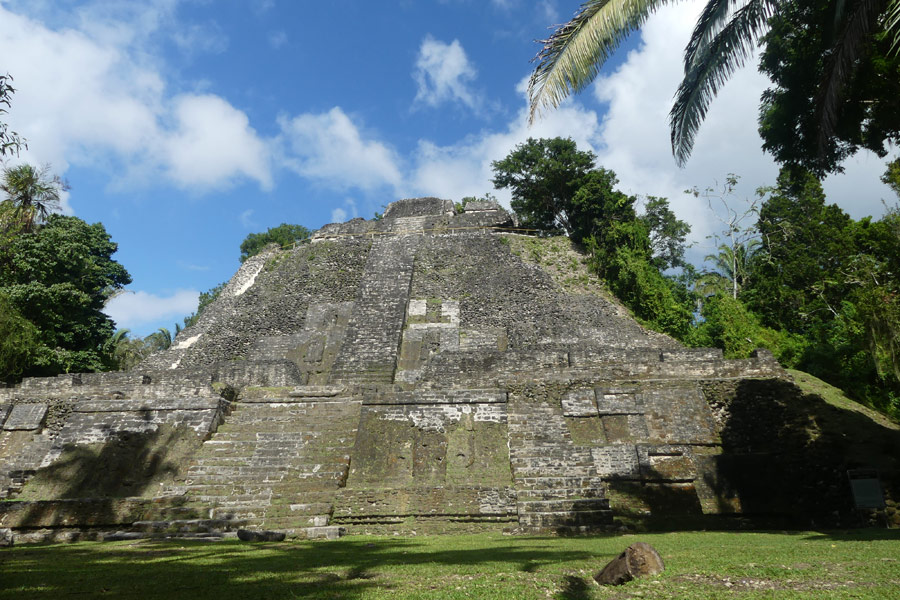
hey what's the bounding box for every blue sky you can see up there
[1,0,895,337]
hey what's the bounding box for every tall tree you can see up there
[0,215,131,378]
[528,0,900,170]
[491,137,597,236]
[639,196,691,271]
[0,164,67,233]
[744,167,853,334]
[759,0,900,175]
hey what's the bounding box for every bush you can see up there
[690,294,807,365]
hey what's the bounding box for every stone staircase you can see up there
[160,393,361,536]
[330,235,420,384]
[508,400,613,532]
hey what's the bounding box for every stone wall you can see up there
[2,197,892,541]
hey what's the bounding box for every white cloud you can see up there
[176,260,210,272]
[277,107,403,192]
[0,4,271,192]
[268,30,288,49]
[330,198,359,223]
[171,22,228,55]
[413,36,480,111]
[162,94,272,190]
[104,289,199,330]
[239,209,257,228]
[405,78,602,203]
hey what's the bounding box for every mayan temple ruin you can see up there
[0,197,883,543]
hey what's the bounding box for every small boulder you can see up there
[594,542,665,586]
[0,528,13,547]
[237,529,286,542]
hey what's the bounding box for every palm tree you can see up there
[0,164,67,232]
[697,239,760,299]
[528,0,900,167]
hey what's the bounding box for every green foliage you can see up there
[759,0,900,175]
[109,327,177,371]
[585,218,693,341]
[882,158,900,198]
[0,214,131,380]
[690,294,807,365]
[639,196,691,271]
[0,73,26,157]
[0,163,67,233]
[745,167,854,334]
[239,223,310,263]
[568,168,634,243]
[717,167,900,417]
[0,294,40,383]
[181,282,225,329]
[491,137,595,235]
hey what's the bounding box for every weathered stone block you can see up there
[3,404,48,431]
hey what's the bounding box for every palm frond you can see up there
[887,0,900,54]
[683,0,741,71]
[528,0,667,124]
[816,0,887,158]
[669,0,777,167]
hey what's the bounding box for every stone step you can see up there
[514,476,606,490]
[214,508,331,525]
[516,487,606,501]
[512,466,596,478]
[181,484,336,499]
[186,464,347,476]
[517,509,613,528]
[129,518,248,533]
[189,456,350,468]
[517,498,610,513]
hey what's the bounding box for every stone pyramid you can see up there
[0,198,802,542]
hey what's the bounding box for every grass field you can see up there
[2,530,899,599]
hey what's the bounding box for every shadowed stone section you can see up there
[0,374,227,501]
[330,234,421,384]
[161,392,361,533]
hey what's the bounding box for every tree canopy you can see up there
[239,223,311,263]
[492,137,694,339]
[759,0,900,175]
[1,163,67,233]
[0,214,131,380]
[491,137,597,235]
[528,0,900,172]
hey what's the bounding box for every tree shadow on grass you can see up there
[0,537,601,600]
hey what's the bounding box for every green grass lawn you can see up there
[2,530,899,599]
